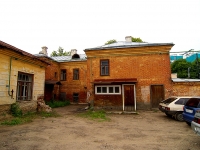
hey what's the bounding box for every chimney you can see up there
[39,46,48,55]
[71,49,77,56]
[125,36,132,42]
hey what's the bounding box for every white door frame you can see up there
[122,84,136,111]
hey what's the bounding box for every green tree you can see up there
[105,39,117,45]
[131,37,143,42]
[191,58,200,78]
[171,59,192,78]
[50,47,70,57]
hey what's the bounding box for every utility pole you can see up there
[188,67,190,78]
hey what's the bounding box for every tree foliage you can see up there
[50,47,70,57]
[171,58,200,79]
[131,37,143,42]
[105,39,117,45]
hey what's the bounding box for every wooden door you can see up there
[151,85,164,108]
[124,85,135,106]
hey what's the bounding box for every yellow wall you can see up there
[0,54,45,105]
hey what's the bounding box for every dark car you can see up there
[183,97,200,125]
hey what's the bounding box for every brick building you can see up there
[38,36,175,110]
[37,49,88,103]
[35,47,60,101]
[84,36,174,110]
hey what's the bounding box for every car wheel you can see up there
[186,122,191,126]
[175,112,184,121]
[165,112,172,117]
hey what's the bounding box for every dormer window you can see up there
[72,54,80,59]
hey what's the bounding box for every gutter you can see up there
[7,57,14,99]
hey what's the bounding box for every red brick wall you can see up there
[85,46,173,109]
[59,61,87,103]
[45,61,60,100]
[172,82,200,96]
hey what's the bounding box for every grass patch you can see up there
[78,110,110,121]
[46,100,70,108]
[0,111,59,126]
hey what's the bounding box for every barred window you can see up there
[17,72,33,100]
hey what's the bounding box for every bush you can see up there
[10,103,22,117]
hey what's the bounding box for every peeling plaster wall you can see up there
[141,86,150,104]
[0,53,45,105]
[172,82,200,96]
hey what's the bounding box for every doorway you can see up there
[150,85,164,108]
[122,84,136,111]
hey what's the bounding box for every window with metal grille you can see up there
[100,60,109,76]
[73,69,79,80]
[73,93,79,102]
[60,69,66,81]
[17,72,33,100]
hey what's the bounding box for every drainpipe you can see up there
[8,57,14,98]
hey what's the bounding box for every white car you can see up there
[191,109,200,136]
[159,96,191,121]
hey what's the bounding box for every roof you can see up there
[51,54,87,62]
[34,53,56,61]
[172,78,200,82]
[84,41,174,51]
[0,40,49,65]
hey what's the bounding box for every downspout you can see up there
[8,57,14,98]
[134,84,137,111]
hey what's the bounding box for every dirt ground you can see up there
[0,104,200,150]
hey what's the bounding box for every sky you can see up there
[0,0,200,56]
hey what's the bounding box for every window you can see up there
[95,85,121,95]
[175,98,190,105]
[54,72,57,78]
[100,60,109,76]
[60,69,66,81]
[73,69,79,80]
[162,97,177,104]
[73,93,79,102]
[17,72,33,100]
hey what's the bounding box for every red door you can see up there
[124,85,135,106]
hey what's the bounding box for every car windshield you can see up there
[162,97,177,104]
[185,98,200,108]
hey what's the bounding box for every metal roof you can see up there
[51,54,87,62]
[84,41,174,51]
[172,78,200,82]
[0,40,49,65]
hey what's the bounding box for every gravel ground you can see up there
[0,104,199,150]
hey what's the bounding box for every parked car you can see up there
[159,96,191,121]
[191,110,200,136]
[183,97,200,125]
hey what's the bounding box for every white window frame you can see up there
[95,85,121,95]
